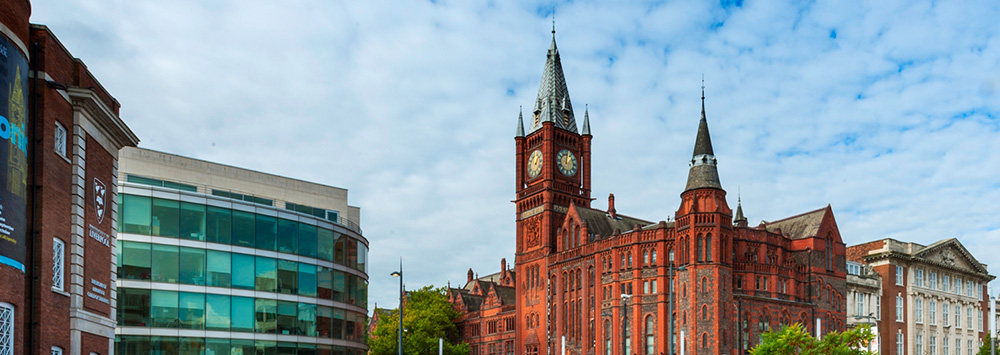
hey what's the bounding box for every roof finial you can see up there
[700,74,706,120]
[552,10,556,35]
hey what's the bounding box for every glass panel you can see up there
[179,202,206,241]
[120,241,151,280]
[355,279,368,309]
[117,288,150,327]
[231,296,256,332]
[255,299,278,334]
[256,341,278,355]
[151,244,179,283]
[298,303,317,337]
[150,290,178,328]
[178,337,205,355]
[151,336,179,354]
[317,306,333,338]
[178,247,206,285]
[232,253,256,290]
[256,256,277,292]
[277,301,298,335]
[334,234,345,265]
[117,335,151,355]
[298,223,317,258]
[206,205,232,244]
[206,293,231,331]
[205,338,230,355]
[278,342,298,355]
[317,228,335,262]
[178,292,205,329]
[357,243,367,273]
[277,218,298,254]
[332,309,344,339]
[347,275,357,306]
[256,214,278,251]
[332,270,346,302]
[345,239,358,269]
[278,260,298,295]
[122,194,152,234]
[232,209,256,248]
[151,198,180,237]
[207,250,232,288]
[299,263,317,297]
[297,343,317,355]
[317,266,333,300]
[344,311,356,341]
[231,339,255,355]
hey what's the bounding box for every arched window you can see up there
[643,250,649,265]
[702,305,708,320]
[702,333,708,348]
[652,250,658,265]
[697,235,704,262]
[627,252,633,268]
[575,225,580,246]
[645,315,655,355]
[702,277,708,293]
[604,319,612,355]
[706,234,712,262]
[621,253,627,269]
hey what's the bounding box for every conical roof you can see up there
[529,34,577,134]
[684,90,722,192]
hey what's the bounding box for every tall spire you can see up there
[582,104,591,135]
[734,190,747,226]
[684,82,722,192]
[516,106,525,137]
[529,26,577,134]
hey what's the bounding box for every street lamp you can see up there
[667,255,687,355]
[853,313,876,353]
[392,261,404,355]
[622,294,631,355]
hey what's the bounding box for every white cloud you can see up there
[29,0,1000,312]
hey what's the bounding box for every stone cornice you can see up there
[68,87,139,150]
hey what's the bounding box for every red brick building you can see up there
[449,261,517,355]
[0,1,139,354]
[453,32,849,355]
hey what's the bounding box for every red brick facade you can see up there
[0,2,138,353]
[451,36,849,355]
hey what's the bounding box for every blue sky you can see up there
[30,0,1000,313]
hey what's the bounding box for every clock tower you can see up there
[514,30,592,355]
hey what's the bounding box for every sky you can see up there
[29,0,1000,313]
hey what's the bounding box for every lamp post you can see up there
[392,261,404,355]
[991,287,996,355]
[622,293,631,355]
[667,255,687,355]
[853,312,876,353]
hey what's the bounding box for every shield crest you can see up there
[94,178,107,224]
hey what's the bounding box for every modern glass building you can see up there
[113,147,368,355]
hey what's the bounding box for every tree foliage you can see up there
[977,335,999,355]
[750,323,876,355]
[369,286,470,355]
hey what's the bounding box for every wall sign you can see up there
[0,34,29,272]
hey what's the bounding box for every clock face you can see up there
[527,150,543,179]
[557,149,577,176]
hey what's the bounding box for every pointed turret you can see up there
[529,32,578,134]
[516,107,525,137]
[734,195,748,227]
[582,105,591,135]
[684,86,722,192]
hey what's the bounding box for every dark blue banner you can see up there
[0,34,29,272]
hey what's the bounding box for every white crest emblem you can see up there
[94,178,107,224]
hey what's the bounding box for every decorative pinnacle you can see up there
[552,11,556,34]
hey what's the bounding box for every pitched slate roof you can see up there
[762,207,827,239]
[494,285,516,305]
[575,206,653,240]
[528,34,578,134]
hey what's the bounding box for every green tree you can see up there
[369,286,470,355]
[977,335,999,355]
[750,323,876,355]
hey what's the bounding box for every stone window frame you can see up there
[52,237,66,292]
[0,302,12,355]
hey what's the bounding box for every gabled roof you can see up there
[494,285,516,305]
[528,34,577,134]
[574,205,653,240]
[762,207,827,239]
[913,238,991,275]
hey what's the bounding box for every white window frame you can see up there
[916,332,923,354]
[943,302,949,326]
[930,300,936,324]
[876,297,881,320]
[52,238,65,291]
[896,266,904,285]
[915,298,923,323]
[53,121,68,159]
[979,310,983,331]
[943,275,950,292]
[955,305,961,328]
[896,296,904,322]
[929,272,937,290]
[896,333,904,354]
[915,268,923,287]
[0,302,13,355]
[52,346,64,355]
[968,307,973,328]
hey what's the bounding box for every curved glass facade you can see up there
[115,185,368,355]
